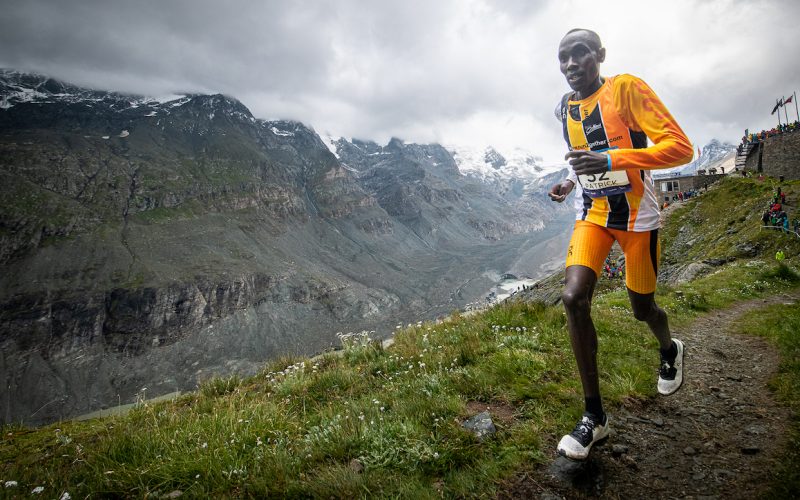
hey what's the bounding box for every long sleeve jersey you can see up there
[558,74,693,231]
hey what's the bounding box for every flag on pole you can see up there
[785,94,793,105]
[697,147,701,158]
[772,98,784,114]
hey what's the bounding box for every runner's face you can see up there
[558,33,604,96]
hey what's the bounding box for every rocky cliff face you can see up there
[0,70,570,425]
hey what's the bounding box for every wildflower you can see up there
[201,442,208,449]
[358,414,365,421]
[433,452,440,459]
[60,493,71,500]
[5,481,18,488]
[32,486,45,494]
[380,406,385,412]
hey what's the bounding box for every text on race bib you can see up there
[578,170,632,198]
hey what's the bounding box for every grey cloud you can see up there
[1,0,799,160]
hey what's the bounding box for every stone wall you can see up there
[743,132,800,180]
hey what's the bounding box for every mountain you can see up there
[654,139,736,178]
[0,70,571,424]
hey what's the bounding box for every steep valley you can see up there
[0,71,571,425]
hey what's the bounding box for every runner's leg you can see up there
[563,265,602,400]
[562,222,614,404]
[628,290,671,350]
[557,222,614,459]
[615,227,672,350]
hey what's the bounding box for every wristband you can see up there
[606,153,612,171]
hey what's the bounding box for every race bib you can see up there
[578,170,632,198]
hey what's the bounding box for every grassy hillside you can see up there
[661,175,800,265]
[2,176,799,498]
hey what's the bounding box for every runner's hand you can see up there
[548,180,574,202]
[565,150,608,176]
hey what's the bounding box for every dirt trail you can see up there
[501,291,800,499]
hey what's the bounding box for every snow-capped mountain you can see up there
[0,69,258,127]
[448,145,567,201]
[449,146,551,178]
[654,139,736,178]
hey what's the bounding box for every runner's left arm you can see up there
[606,74,693,171]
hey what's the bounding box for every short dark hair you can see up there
[564,28,602,51]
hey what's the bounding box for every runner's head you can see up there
[558,29,605,97]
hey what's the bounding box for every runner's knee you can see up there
[632,302,659,322]
[562,287,591,312]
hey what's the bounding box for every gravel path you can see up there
[501,291,800,499]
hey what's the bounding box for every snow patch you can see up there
[270,126,294,137]
[320,135,341,158]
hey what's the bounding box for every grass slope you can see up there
[2,177,799,498]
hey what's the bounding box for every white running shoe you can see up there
[658,339,685,395]
[557,412,610,460]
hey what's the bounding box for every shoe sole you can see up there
[557,435,609,461]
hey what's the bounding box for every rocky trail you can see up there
[501,291,800,499]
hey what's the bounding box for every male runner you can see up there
[549,28,692,460]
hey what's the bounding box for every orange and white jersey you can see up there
[558,74,693,231]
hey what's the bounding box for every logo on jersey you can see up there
[584,123,603,135]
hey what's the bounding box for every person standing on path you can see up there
[548,28,693,460]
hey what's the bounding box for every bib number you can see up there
[578,170,632,198]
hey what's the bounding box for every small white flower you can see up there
[433,452,440,459]
[60,493,71,500]
[5,481,18,488]
[201,442,208,448]
[31,486,45,494]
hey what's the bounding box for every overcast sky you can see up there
[2,0,798,162]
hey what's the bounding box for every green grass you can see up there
[3,176,800,497]
[2,259,799,497]
[733,283,800,499]
[660,176,800,264]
